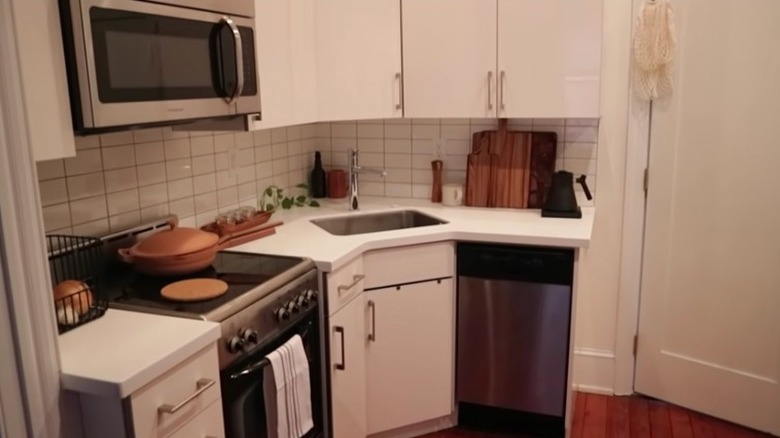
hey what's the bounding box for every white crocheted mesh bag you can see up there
[633,0,676,101]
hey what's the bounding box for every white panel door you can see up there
[329,294,367,438]
[251,0,317,130]
[497,0,602,118]
[402,0,498,118]
[315,0,402,121]
[636,1,780,434]
[366,279,454,434]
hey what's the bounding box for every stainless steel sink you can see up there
[311,210,448,236]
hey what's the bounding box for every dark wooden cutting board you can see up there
[465,131,495,207]
[527,132,558,208]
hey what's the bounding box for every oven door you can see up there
[69,0,260,129]
[221,310,323,438]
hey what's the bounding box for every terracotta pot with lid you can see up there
[118,219,229,276]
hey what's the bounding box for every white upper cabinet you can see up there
[497,0,603,118]
[250,0,317,130]
[315,0,403,121]
[402,0,498,118]
[10,0,76,161]
[403,0,602,119]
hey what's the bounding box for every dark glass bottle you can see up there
[310,151,327,198]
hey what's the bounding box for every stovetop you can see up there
[106,251,316,321]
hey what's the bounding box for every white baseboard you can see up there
[573,383,615,396]
[573,348,616,395]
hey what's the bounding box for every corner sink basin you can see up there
[311,210,448,236]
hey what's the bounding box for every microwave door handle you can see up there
[221,16,244,104]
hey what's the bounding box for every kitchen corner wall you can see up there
[36,118,599,235]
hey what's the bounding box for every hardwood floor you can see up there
[422,393,774,438]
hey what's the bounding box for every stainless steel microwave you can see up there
[60,0,261,133]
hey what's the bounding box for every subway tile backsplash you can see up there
[38,124,317,235]
[314,118,598,207]
[37,118,598,235]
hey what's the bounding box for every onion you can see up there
[53,280,94,319]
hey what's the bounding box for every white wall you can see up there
[572,0,633,395]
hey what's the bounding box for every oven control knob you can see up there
[305,289,318,302]
[296,294,309,307]
[275,307,290,321]
[286,300,300,314]
[227,336,246,354]
[240,328,259,344]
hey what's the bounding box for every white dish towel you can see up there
[263,335,314,438]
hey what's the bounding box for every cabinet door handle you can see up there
[158,379,215,414]
[334,326,346,370]
[395,72,404,111]
[499,70,506,112]
[368,300,376,342]
[487,71,494,111]
[338,274,365,293]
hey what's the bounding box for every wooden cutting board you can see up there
[465,131,495,207]
[465,120,558,209]
[527,133,558,209]
[221,220,282,249]
[491,130,532,208]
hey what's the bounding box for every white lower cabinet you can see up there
[329,293,368,438]
[328,243,456,438]
[366,279,455,435]
[79,344,223,438]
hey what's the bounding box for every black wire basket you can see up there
[47,235,108,334]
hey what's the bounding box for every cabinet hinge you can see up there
[643,168,649,195]
[633,335,639,356]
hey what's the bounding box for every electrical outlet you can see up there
[227,141,238,179]
[435,137,447,158]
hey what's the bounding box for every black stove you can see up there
[99,218,326,438]
[106,251,316,321]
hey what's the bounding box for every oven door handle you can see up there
[230,357,270,380]
[334,326,346,371]
[229,324,313,380]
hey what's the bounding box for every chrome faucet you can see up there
[348,149,386,211]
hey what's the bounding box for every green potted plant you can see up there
[259,183,320,212]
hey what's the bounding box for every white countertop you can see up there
[233,197,595,271]
[58,198,592,398]
[59,309,220,398]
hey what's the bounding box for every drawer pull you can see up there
[158,379,215,415]
[337,274,365,293]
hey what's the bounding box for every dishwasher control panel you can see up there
[457,243,574,285]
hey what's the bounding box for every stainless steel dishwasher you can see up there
[456,243,574,437]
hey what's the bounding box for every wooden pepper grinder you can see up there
[431,160,443,202]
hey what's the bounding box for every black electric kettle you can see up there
[541,171,592,218]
